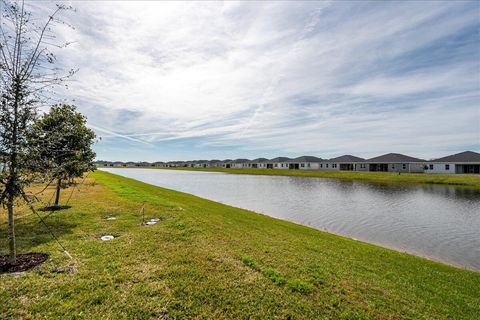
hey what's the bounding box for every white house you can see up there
[287,156,323,170]
[248,158,269,168]
[355,153,425,173]
[221,159,233,168]
[193,160,209,168]
[268,157,291,169]
[209,160,222,168]
[230,159,250,168]
[320,155,365,171]
[425,151,480,174]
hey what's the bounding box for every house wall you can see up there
[355,163,369,171]
[273,162,289,169]
[387,163,410,173]
[354,163,425,172]
[424,162,456,174]
[318,162,340,171]
[231,163,246,168]
[408,163,425,173]
[298,162,321,170]
[387,163,425,173]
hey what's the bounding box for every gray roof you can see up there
[268,157,291,163]
[232,158,250,163]
[249,158,269,163]
[365,153,425,163]
[288,156,323,163]
[431,151,480,163]
[326,155,365,163]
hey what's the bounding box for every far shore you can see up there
[100,166,480,190]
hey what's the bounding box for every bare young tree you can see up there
[0,0,75,262]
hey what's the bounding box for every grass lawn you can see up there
[1,170,479,319]
[146,167,480,190]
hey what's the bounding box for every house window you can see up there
[275,164,278,167]
[391,165,395,169]
[402,164,406,169]
[307,163,310,167]
[320,164,323,168]
[429,164,433,170]
[301,163,305,167]
[326,164,329,168]
[445,164,450,170]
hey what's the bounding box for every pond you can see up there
[100,168,480,271]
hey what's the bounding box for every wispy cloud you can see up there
[87,124,153,146]
[32,1,480,161]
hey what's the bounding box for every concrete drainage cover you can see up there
[101,235,115,241]
[145,218,160,225]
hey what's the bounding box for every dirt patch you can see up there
[0,253,49,274]
[51,264,77,274]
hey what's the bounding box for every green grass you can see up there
[144,166,480,190]
[1,170,479,319]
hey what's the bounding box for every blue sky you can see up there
[35,1,480,161]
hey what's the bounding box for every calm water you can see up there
[101,168,480,271]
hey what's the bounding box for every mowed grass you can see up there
[150,167,480,190]
[0,170,479,319]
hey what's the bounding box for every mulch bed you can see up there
[0,253,49,274]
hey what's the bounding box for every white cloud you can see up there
[30,1,480,160]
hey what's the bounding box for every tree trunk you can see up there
[54,178,61,206]
[7,194,16,263]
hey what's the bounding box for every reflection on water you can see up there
[101,168,480,271]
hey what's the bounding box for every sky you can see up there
[29,1,480,161]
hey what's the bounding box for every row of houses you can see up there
[95,151,480,174]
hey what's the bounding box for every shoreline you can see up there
[99,166,480,190]
[99,168,479,272]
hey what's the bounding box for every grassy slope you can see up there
[0,171,478,319]
[148,167,480,189]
